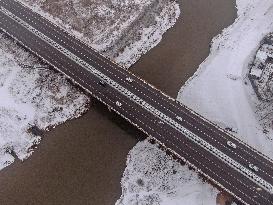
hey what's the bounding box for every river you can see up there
[0,0,236,204]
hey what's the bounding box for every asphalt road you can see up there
[0,0,273,204]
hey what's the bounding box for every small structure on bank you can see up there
[249,33,273,101]
[249,33,273,132]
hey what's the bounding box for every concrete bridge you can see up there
[0,0,273,204]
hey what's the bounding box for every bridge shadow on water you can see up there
[86,95,147,142]
[0,88,145,205]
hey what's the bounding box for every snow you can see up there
[2,0,270,204]
[115,140,218,205]
[118,1,273,205]
[250,67,262,78]
[177,0,273,158]
[249,36,273,102]
[0,0,183,196]
[0,33,89,169]
[115,1,180,67]
[0,0,180,171]
[19,0,180,68]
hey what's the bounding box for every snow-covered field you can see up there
[248,33,273,133]
[118,0,273,205]
[0,0,182,199]
[115,140,218,205]
[0,0,180,169]
[19,0,180,68]
[0,33,89,169]
[178,0,273,158]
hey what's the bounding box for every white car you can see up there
[176,116,183,121]
[249,163,259,172]
[256,187,262,192]
[126,77,133,83]
[116,101,122,107]
[226,141,237,149]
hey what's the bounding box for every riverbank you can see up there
[133,0,236,97]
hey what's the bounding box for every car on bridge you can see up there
[176,116,183,121]
[126,77,133,83]
[227,141,237,149]
[116,101,122,107]
[99,80,107,87]
[249,163,259,172]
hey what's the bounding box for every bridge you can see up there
[0,0,273,204]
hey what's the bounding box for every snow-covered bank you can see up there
[116,140,218,205]
[178,0,273,158]
[0,34,89,169]
[118,1,273,205]
[0,0,181,181]
[19,0,180,68]
[3,0,268,204]
[248,33,273,133]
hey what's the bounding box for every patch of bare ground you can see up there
[216,191,234,205]
[21,0,180,67]
[249,33,273,136]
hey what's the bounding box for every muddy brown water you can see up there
[0,0,236,204]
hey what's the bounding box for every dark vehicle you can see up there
[99,80,107,87]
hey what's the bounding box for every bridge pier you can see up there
[107,105,112,112]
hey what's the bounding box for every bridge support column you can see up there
[107,105,112,112]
